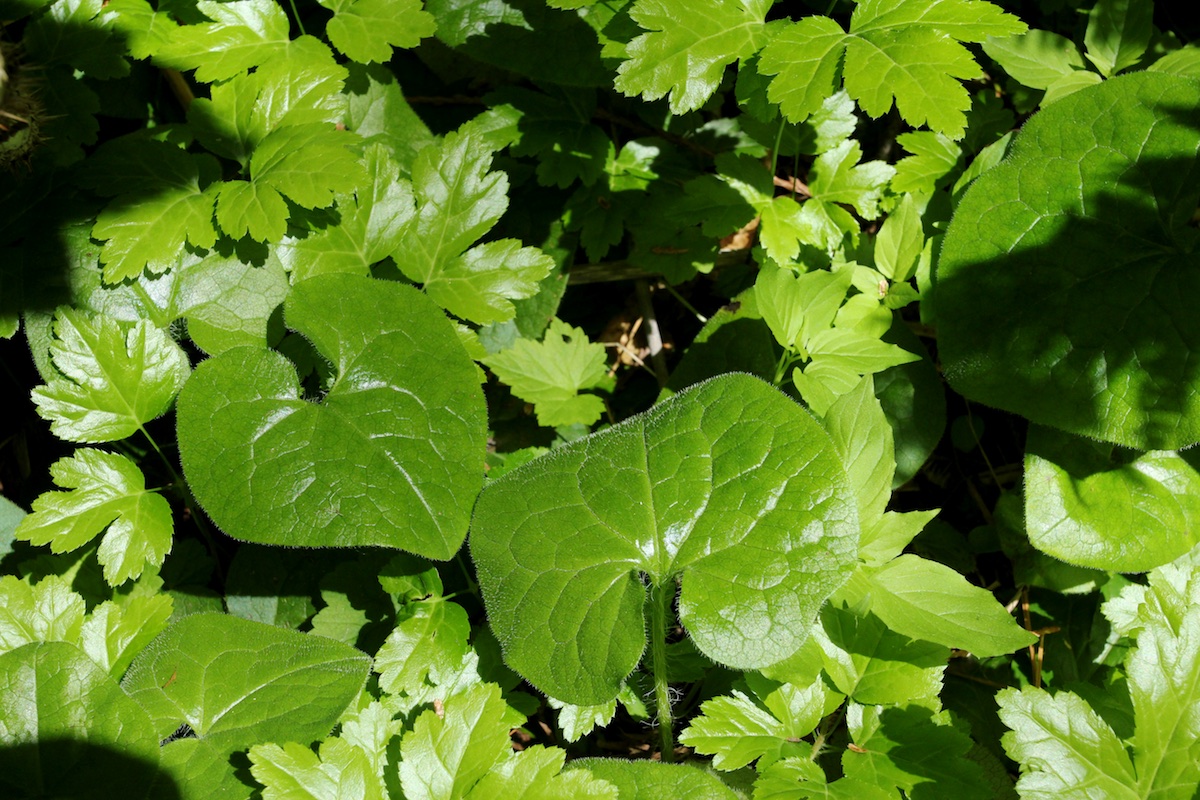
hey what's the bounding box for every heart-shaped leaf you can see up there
[470,374,858,704]
[177,273,486,558]
[1025,424,1200,572]
[937,72,1200,449]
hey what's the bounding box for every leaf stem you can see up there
[770,117,787,179]
[285,0,306,35]
[649,580,675,762]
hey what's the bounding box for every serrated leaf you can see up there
[997,686,1138,799]
[396,126,552,323]
[547,695,618,743]
[375,597,471,695]
[80,594,173,676]
[1084,0,1153,77]
[470,374,858,704]
[843,705,990,798]
[250,737,385,800]
[319,0,436,62]
[754,757,895,800]
[891,132,961,195]
[759,0,1025,138]
[90,144,220,282]
[103,0,177,60]
[816,605,947,708]
[16,449,173,585]
[344,63,437,171]
[808,140,895,221]
[569,758,739,800]
[483,318,611,428]
[937,73,1200,449]
[281,144,416,281]
[154,0,331,81]
[177,274,487,558]
[0,642,162,799]
[845,554,1036,657]
[468,745,619,799]
[398,683,522,800]
[614,0,772,113]
[24,0,130,78]
[1025,425,1200,573]
[0,576,85,654]
[122,612,370,747]
[30,308,190,444]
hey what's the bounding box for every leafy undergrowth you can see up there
[1,0,1199,797]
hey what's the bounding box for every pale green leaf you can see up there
[0,576,85,654]
[570,758,740,799]
[754,757,895,800]
[79,594,173,677]
[547,695,618,743]
[375,598,471,695]
[807,140,895,220]
[858,509,939,567]
[467,745,619,799]
[31,309,190,444]
[1041,69,1104,105]
[615,0,772,113]
[319,0,436,62]
[874,194,923,282]
[483,318,610,428]
[250,737,385,800]
[997,686,1138,799]
[891,132,961,195]
[177,274,487,557]
[16,449,173,585]
[122,613,370,747]
[822,376,894,523]
[1148,46,1200,78]
[470,374,858,703]
[398,683,522,800]
[845,554,1036,657]
[805,328,920,374]
[754,264,852,351]
[103,0,177,60]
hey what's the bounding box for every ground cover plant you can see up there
[0,0,1198,795]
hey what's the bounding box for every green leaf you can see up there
[90,145,220,282]
[31,308,190,444]
[806,328,920,374]
[822,376,894,524]
[375,597,471,695]
[396,127,553,324]
[614,0,772,114]
[754,264,852,352]
[845,554,1036,657]
[467,745,620,799]
[250,737,385,800]
[983,29,1087,90]
[680,679,833,771]
[816,604,947,708]
[0,576,85,654]
[1084,0,1153,77]
[398,683,523,800]
[0,642,162,799]
[1148,45,1200,78]
[1025,425,1200,572]
[280,144,416,281]
[318,0,436,62]
[483,318,611,428]
[997,686,1138,799]
[890,132,961,196]
[758,0,1025,138]
[217,124,367,243]
[937,73,1200,449]
[79,594,173,677]
[177,274,487,558]
[843,705,990,798]
[470,374,858,703]
[24,0,130,79]
[16,449,174,585]
[874,194,924,282]
[121,612,370,747]
[547,695,618,743]
[103,0,177,60]
[754,757,895,800]
[154,0,330,81]
[344,63,437,171]
[569,758,740,800]
[807,140,895,221]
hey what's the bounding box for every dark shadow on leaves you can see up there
[0,738,182,800]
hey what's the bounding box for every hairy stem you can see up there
[649,581,676,762]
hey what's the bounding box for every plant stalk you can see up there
[649,581,675,762]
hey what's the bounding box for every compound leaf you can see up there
[16,449,174,585]
[79,594,174,677]
[0,576,85,654]
[483,318,611,428]
[937,73,1200,449]
[319,0,436,62]
[615,0,772,114]
[177,274,486,558]
[250,737,385,800]
[1084,0,1153,77]
[467,745,619,799]
[31,308,191,444]
[470,374,858,704]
